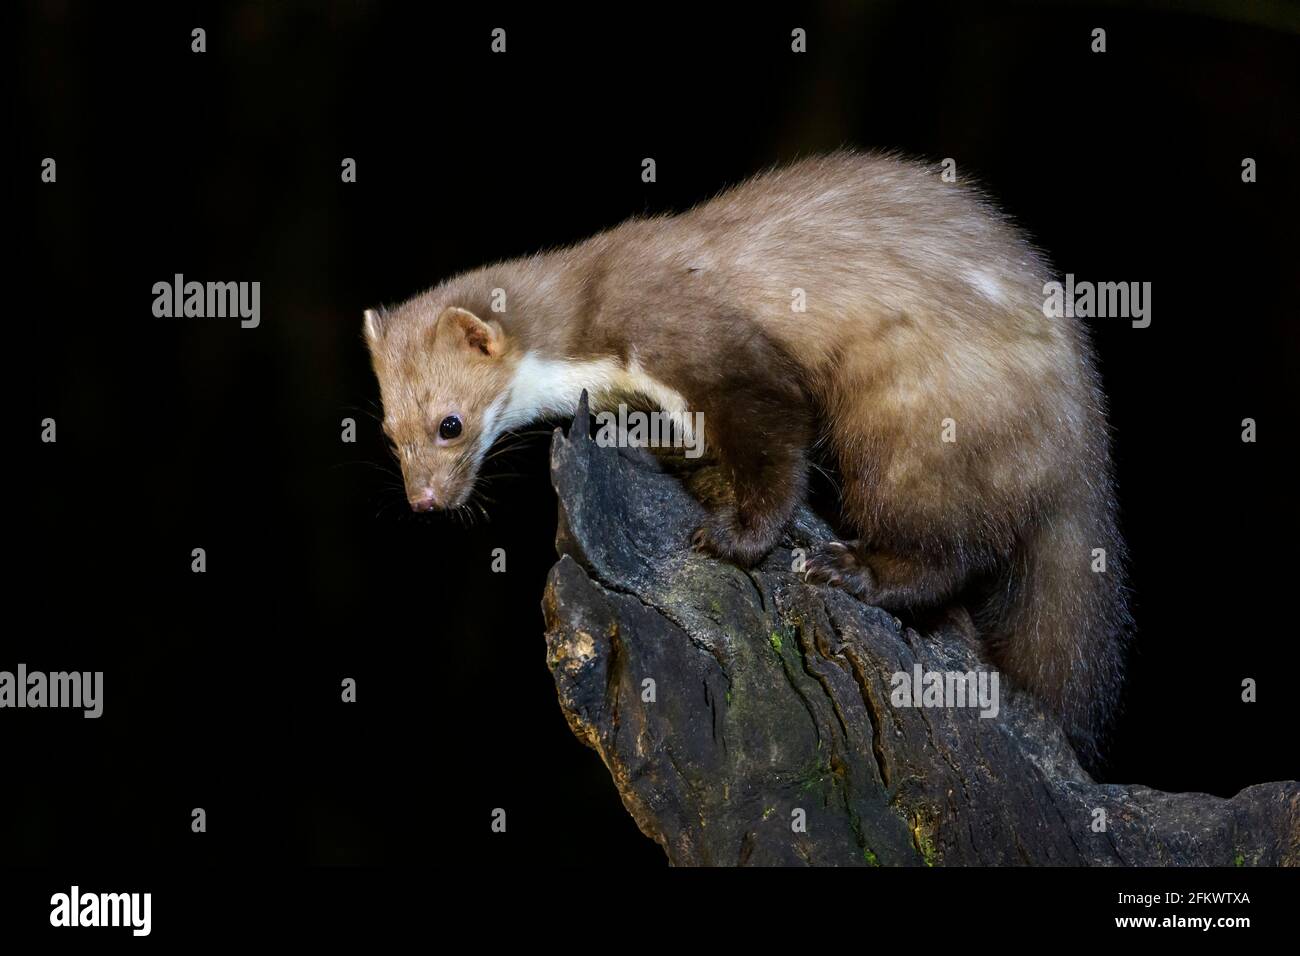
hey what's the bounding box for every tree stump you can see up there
[541,396,1299,866]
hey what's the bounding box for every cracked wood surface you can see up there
[541,396,1300,867]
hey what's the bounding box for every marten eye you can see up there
[438,415,463,440]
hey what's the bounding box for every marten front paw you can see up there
[804,540,876,600]
[691,516,773,568]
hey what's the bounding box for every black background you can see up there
[10,0,1298,871]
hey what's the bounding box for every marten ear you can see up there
[363,308,384,345]
[435,306,505,358]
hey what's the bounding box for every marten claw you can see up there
[692,522,769,568]
[804,541,875,600]
[692,523,722,556]
[693,523,740,560]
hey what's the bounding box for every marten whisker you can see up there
[342,403,384,425]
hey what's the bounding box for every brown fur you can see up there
[364,152,1131,770]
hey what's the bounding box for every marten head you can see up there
[363,303,514,512]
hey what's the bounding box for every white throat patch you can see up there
[496,352,694,438]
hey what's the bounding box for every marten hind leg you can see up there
[804,542,969,614]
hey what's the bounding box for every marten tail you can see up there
[981,485,1132,774]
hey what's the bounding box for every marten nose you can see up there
[409,488,439,512]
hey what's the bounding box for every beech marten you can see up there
[363,152,1131,769]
